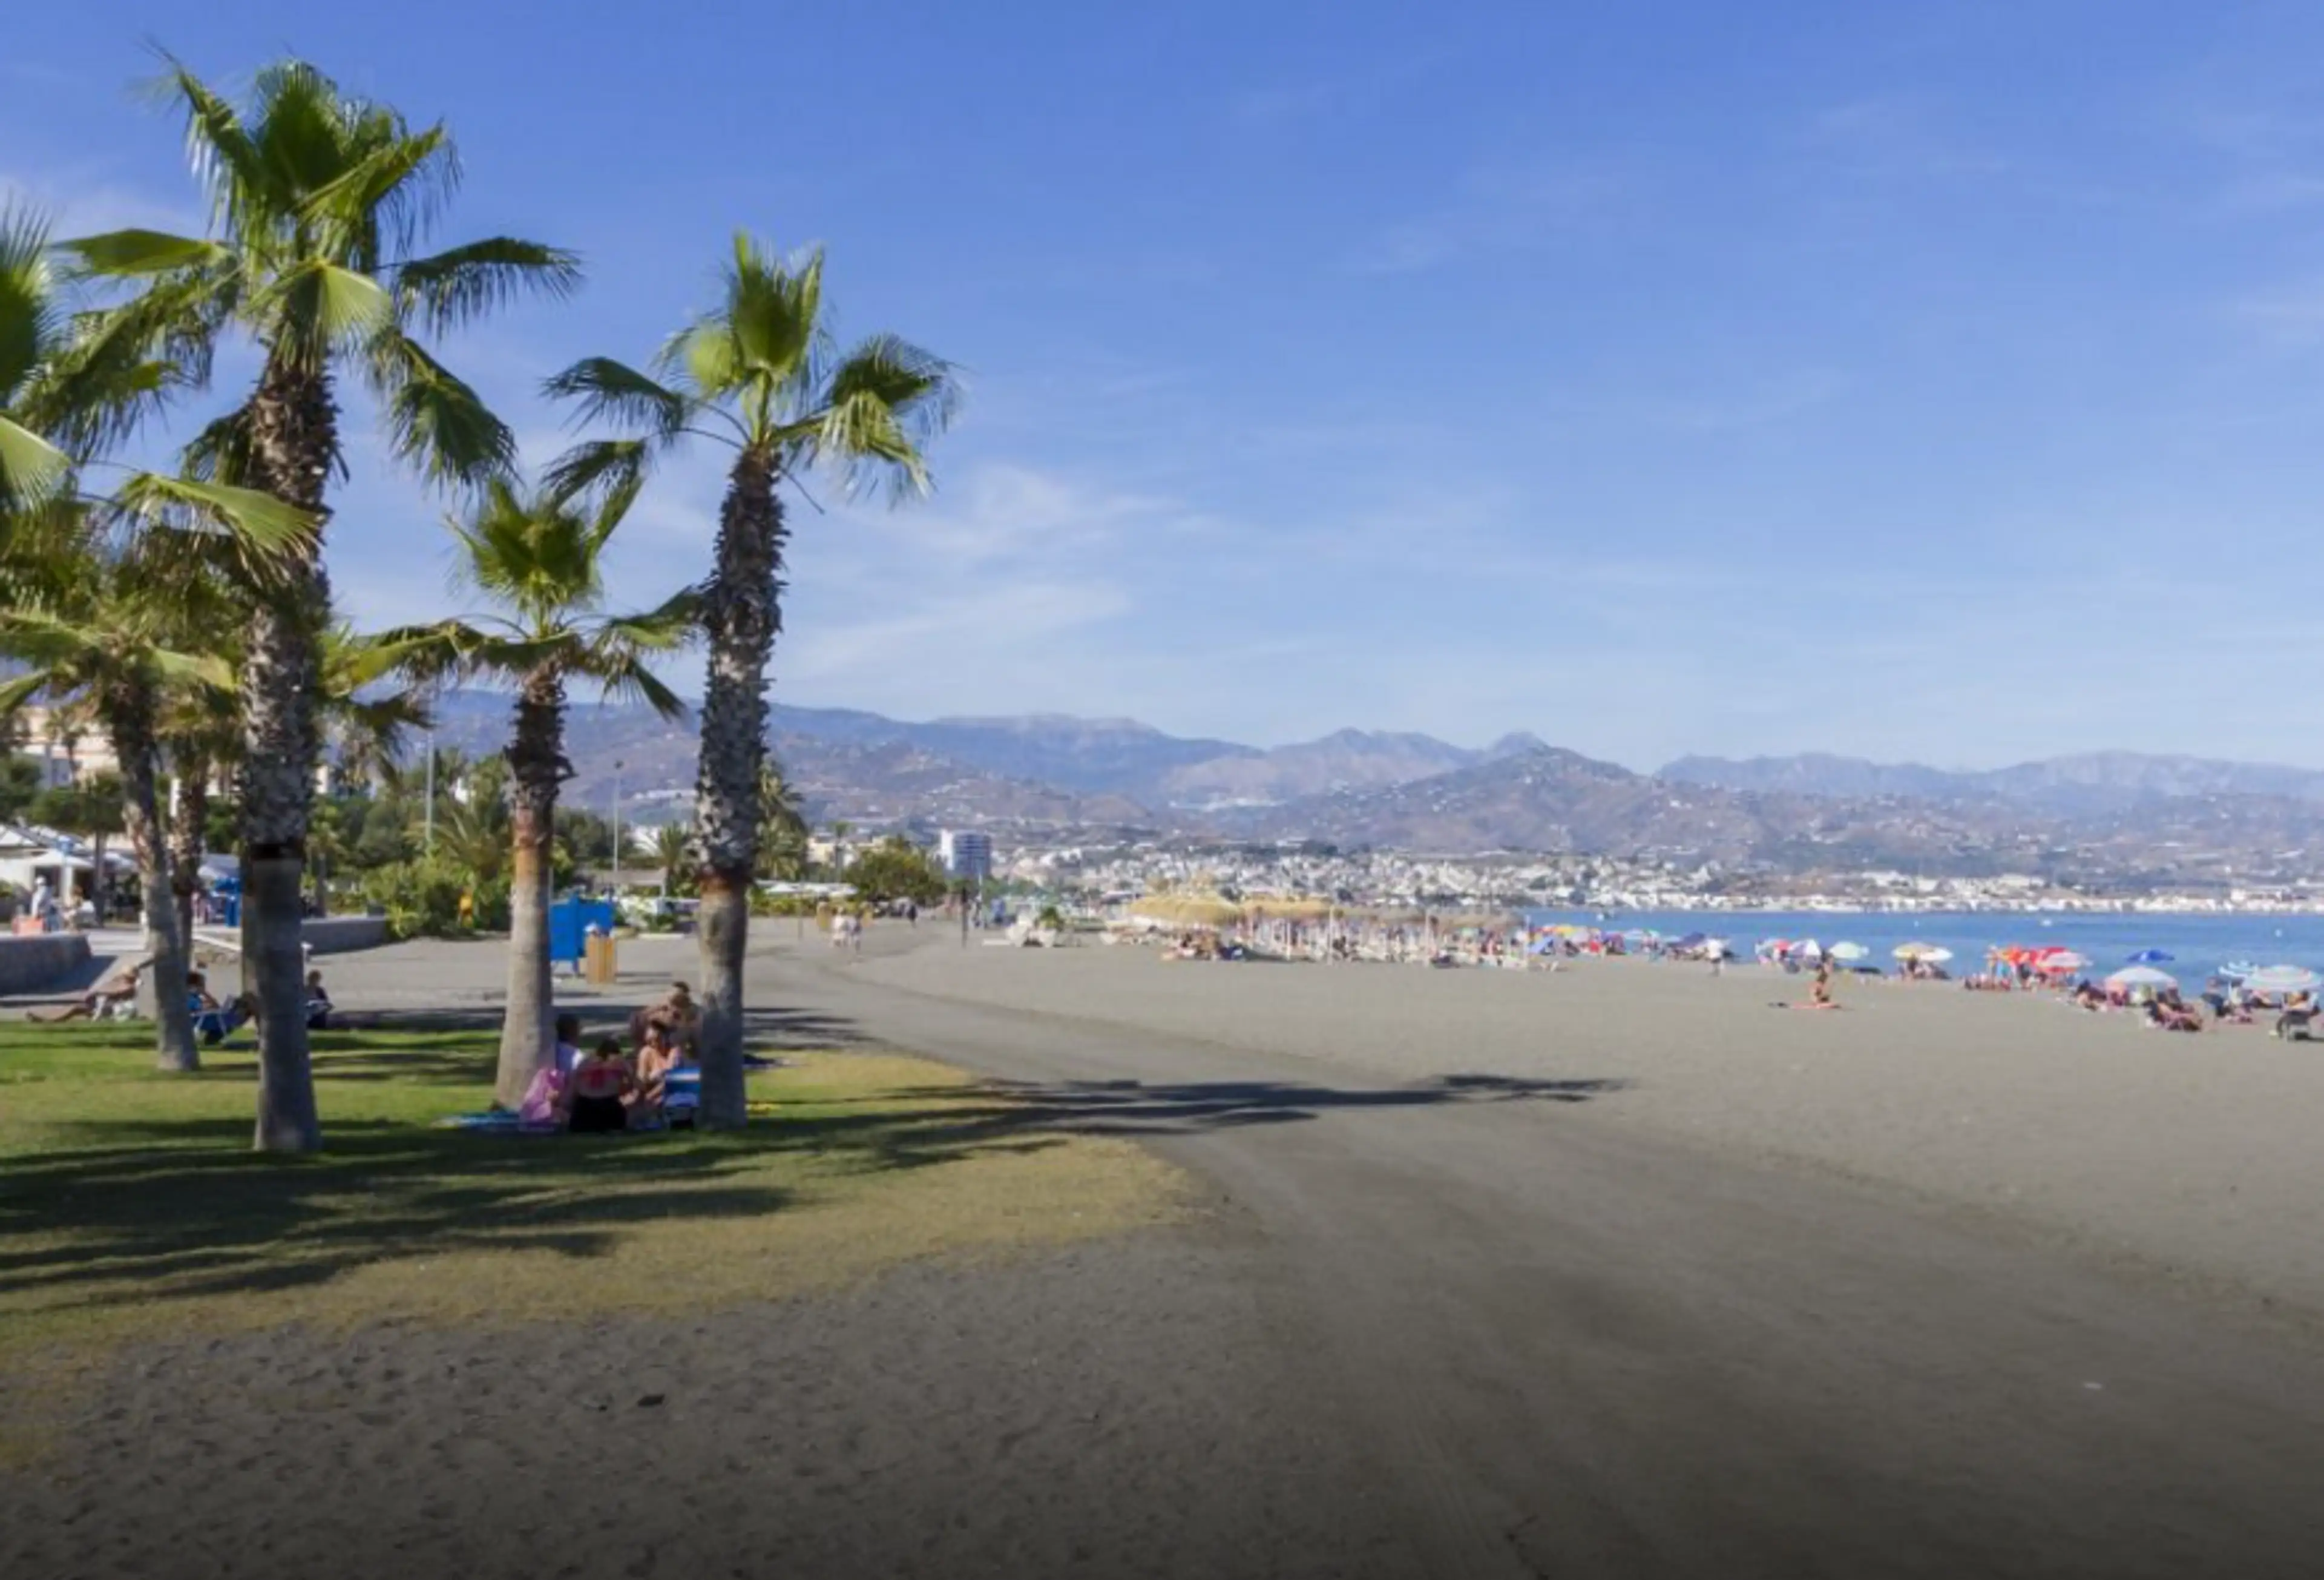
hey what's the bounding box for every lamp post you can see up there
[609,759,624,894]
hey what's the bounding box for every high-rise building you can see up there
[937,829,993,882]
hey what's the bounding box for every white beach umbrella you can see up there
[2105,966,2178,992]
[1893,942,1952,963]
[2242,964,2320,995]
[1794,938,1823,959]
[1829,941,1869,962]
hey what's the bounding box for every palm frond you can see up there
[145,56,274,234]
[0,670,53,719]
[584,653,688,720]
[395,237,582,337]
[257,258,395,367]
[0,416,71,511]
[179,405,256,485]
[110,472,319,560]
[542,357,690,437]
[57,229,234,278]
[370,332,516,489]
[296,120,455,265]
[792,334,960,502]
[0,202,62,400]
[540,437,655,508]
[594,587,703,656]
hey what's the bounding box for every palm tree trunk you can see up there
[90,832,108,925]
[110,683,199,1072]
[497,678,564,1108]
[171,759,208,958]
[241,358,338,1153]
[693,450,784,1129]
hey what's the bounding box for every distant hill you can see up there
[1238,746,2047,875]
[410,690,2324,883]
[1663,751,2324,816]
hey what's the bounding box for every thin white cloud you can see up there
[0,168,202,239]
[1344,158,1635,275]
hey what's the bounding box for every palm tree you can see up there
[0,522,246,1071]
[3,201,312,1073]
[547,242,955,1125]
[652,820,693,897]
[755,759,808,880]
[162,623,433,943]
[391,477,691,1107]
[64,59,579,1151]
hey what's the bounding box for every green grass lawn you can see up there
[0,1022,1185,1364]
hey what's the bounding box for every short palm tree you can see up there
[755,759,809,880]
[547,236,956,1127]
[63,59,580,1152]
[652,821,694,897]
[162,623,435,942]
[0,507,263,1073]
[392,476,692,1107]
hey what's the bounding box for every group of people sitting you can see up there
[29,963,330,1042]
[521,982,700,1133]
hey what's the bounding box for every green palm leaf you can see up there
[396,237,582,337]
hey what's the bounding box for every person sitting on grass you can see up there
[188,971,253,1045]
[629,981,700,1055]
[628,1019,688,1125]
[566,1038,634,1134]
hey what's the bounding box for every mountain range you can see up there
[416,691,2324,884]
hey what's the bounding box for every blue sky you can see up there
[8,2,2324,771]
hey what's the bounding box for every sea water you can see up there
[1517,909,2324,977]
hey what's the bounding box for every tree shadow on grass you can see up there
[2,999,1626,1314]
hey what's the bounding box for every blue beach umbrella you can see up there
[2125,949,2175,965]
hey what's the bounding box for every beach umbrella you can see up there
[2125,948,2175,965]
[1794,939,1823,959]
[2106,966,2179,992]
[2035,950,2089,973]
[2242,964,2320,995]
[1893,942,1953,963]
[1828,941,1869,962]
[2219,960,2258,981]
[1672,930,1707,949]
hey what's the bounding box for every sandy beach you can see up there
[13,926,2324,1578]
[847,937,2324,1327]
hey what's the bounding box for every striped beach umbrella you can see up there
[2241,964,2320,995]
[2125,948,2175,965]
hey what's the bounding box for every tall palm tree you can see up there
[546,237,956,1127]
[391,477,691,1106]
[64,59,579,1151]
